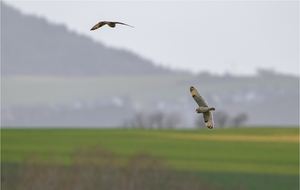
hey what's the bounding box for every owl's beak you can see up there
[190,86,194,92]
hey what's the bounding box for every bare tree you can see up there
[128,112,147,128]
[149,111,164,128]
[126,111,182,129]
[231,113,248,127]
[194,116,205,129]
[163,112,182,129]
[213,111,229,128]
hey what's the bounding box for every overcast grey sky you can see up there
[5,0,299,75]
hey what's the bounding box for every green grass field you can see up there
[1,128,299,190]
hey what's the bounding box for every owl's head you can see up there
[190,86,195,92]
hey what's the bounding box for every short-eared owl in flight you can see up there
[90,21,133,31]
[190,86,215,129]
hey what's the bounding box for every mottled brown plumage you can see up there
[90,21,133,31]
[190,86,215,129]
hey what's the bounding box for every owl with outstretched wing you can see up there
[190,86,215,129]
[90,21,133,31]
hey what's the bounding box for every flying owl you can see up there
[190,86,215,129]
[90,21,133,31]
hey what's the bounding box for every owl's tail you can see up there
[205,120,214,129]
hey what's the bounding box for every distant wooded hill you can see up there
[2,3,171,76]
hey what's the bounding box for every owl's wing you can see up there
[190,86,208,107]
[114,22,134,27]
[90,22,107,30]
[203,111,214,129]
